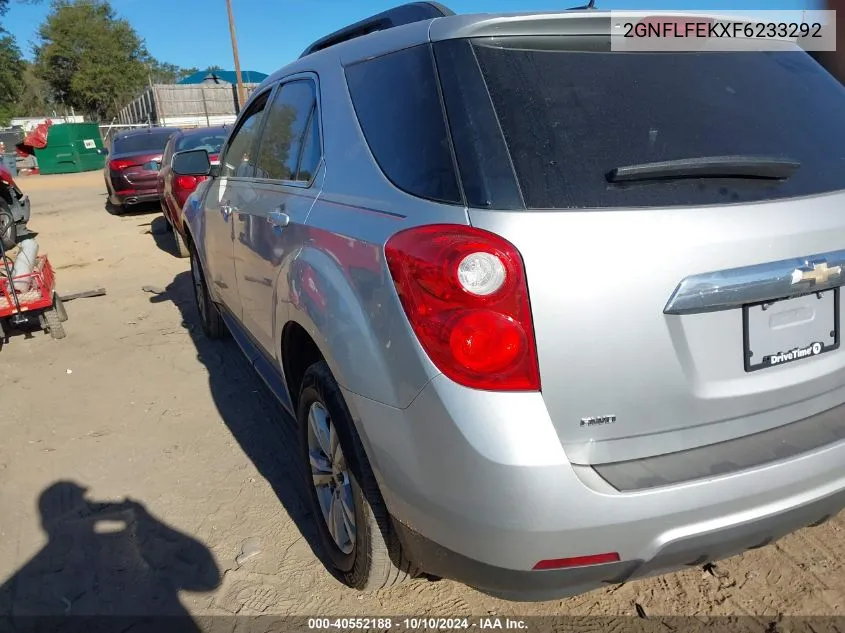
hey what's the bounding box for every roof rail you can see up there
[299,2,455,58]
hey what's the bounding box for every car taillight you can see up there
[174,175,198,190]
[109,159,134,171]
[385,224,540,392]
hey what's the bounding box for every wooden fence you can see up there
[117,83,261,128]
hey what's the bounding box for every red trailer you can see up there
[0,252,67,341]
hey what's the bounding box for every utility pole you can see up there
[226,0,247,111]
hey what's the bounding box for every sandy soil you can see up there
[0,171,842,625]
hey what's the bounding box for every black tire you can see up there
[0,203,16,250]
[42,308,66,340]
[53,293,68,322]
[173,229,190,259]
[106,200,124,216]
[189,246,224,339]
[298,361,417,591]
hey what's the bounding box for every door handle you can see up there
[267,210,290,228]
[220,204,238,220]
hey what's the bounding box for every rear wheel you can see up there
[189,246,224,339]
[53,293,68,322]
[298,361,417,590]
[41,308,66,340]
[0,201,16,250]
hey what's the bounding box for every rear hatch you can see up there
[110,130,177,192]
[432,22,845,465]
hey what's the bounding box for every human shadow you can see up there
[0,481,220,632]
[148,273,330,575]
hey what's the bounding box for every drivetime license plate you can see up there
[743,289,839,372]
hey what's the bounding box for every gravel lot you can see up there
[0,171,842,626]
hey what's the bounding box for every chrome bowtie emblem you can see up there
[791,261,842,286]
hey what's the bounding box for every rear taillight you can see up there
[109,159,134,171]
[385,224,540,392]
[174,175,199,190]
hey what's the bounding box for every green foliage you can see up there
[15,60,51,116]
[147,60,197,84]
[34,0,149,118]
[0,30,24,125]
[32,0,197,120]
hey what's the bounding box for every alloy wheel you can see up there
[307,402,356,554]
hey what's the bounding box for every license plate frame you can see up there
[742,288,840,372]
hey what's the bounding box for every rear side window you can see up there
[112,131,175,155]
[465,39,845,209]
[345,44,461,205]
[255,79,320,182]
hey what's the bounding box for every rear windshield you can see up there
[112,130,176,155]
[176,133,227,154]
[462,38,845,209]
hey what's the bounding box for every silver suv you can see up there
[171,2,845,601]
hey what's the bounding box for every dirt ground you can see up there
[0,170,842,623]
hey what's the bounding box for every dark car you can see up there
[104,127,179,213]
[157,127,228,257]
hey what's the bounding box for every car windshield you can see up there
[112,131,175,154]
[464,38,845,208]
[176,133,227,154]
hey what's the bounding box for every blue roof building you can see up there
[178,70,269,85]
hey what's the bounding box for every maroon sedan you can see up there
[104,127,180,213]
[157,126,228,257]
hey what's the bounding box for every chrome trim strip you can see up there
[664,250,845,315]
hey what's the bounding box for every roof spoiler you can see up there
[299,2,454,58]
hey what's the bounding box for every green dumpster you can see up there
[33,123,106,175]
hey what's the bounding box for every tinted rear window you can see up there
[113,131,176,155]
[345,44,462,205]
[176,133,227,153]
[466,39,845,209]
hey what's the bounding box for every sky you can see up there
[3,0,825,74]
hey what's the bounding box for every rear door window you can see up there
[254,79,320,183]
[461,39,845,209]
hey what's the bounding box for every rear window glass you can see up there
[470,39,845,209]
[113,130,176,155]
[176,133,227,154]
[345,44,461,205]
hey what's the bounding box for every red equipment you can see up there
[0,250,66,341]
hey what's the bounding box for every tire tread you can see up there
[300,361,417,591]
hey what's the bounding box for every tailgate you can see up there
[470,193,845,465]
[438,34,845,465]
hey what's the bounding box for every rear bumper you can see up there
[394,486,842,601]
[110,191,159,206]
[344,376,845,600]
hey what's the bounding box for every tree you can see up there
[35,0,149,119]
[0,31,23,124]
[0,0,40,124]
[15,61,52,116]
[146,60,197,84]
